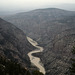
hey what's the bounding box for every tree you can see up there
[0,55,44,75]
[69,46,75,75]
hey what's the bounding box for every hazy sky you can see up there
[0,0,75,12]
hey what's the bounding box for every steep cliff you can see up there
[0,18,35,67]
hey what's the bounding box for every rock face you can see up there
[41,28,75,75]
[2,8,75,75]
[0,18,35,67]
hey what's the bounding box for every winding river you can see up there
[27,37,46,75]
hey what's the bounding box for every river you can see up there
[27,37,46,75]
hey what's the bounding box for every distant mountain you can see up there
[2,8,75,44]
[2,8,75,75]
[55,4,75,11]
[0,18,35,68]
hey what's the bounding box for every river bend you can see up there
[27,37,46,75]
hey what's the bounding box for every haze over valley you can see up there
[0,0,75,75]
